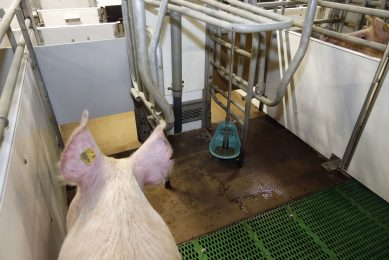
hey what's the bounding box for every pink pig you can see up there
[58,111,181,259]
[320,16,389,57]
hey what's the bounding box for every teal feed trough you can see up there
[209,122,241,160]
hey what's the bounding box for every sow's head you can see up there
[60,111,173,190]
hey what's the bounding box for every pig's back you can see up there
[58,173,181,260]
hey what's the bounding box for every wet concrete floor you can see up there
[144,114,349,244]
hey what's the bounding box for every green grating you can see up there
[178,179,389,259]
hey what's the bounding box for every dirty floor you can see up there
[144,114,349,244]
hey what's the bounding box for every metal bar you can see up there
[256,1,296,8]
[224,0,294,24]
[357,0,368,30]
[210,88,243,125]
[149,0,168,91]
[341,43,389,170]
[0,9,17,52]
[131,0,175,130]
[145,0,293,32]
[0,34,24,145]
[202,25,214,129]
[253,0,319,106]
[313,18,340,24]
[293,0,389,18]
[211,36,251,58]
[212,61,248,91]
[20,0,42,46]
[170,10,183,134]
[337,0,351,32]
[210,83,245,113]
[121,0,138,82]
[239,33,259,164]
[351,0,388,8]
[146,27,164,93]
[236,34,247,80]
[0,0,22,44]
[15,11,64,148]
[256,32,266,95]
[171,0,257,24]
[294,21,386,52]
[214,28,221,65]
[130,81,167,128]
[225,32,236,123]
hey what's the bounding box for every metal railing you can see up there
[0,0,63,148]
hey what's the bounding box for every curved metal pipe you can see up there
[257,0,318,106]
[145,0,293,32]
[148,0,168,92]
[131,0,174,130]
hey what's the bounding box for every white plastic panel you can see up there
[35,38,133,124]
[0,53,67,259]
[146,6,206,95]
[38,8,100,27]
[40,0,95,9]
[97,0,121,6]
[264,31,388,201]
[38,23,116,45]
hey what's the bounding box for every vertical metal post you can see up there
[256,31,266,96]
[121,0,138,83]
[357,0,367,30]
[20,0,42,45]
[170,10,183,133]
[15,9,64,148]
[225,32,235,123]
[337,0,351,32]
[0,9,17,52]
[239,33,259,165]
[202,25,214,129]
[340,43,389,170]
[236,33,246,81]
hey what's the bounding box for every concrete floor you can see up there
[144,114,348,244]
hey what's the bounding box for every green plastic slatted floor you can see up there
[178,179,389,259]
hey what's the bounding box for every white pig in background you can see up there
[58,111,181,260]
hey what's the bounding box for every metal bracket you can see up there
[321,154,341,172]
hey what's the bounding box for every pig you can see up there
[58,111,181,260]
[320,16,389,57]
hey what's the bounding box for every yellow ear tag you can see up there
[80,148,96,165]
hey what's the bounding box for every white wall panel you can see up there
[39,23,116,45]
[0,53,67,259]
[35,38,133,124]
[38,8,99,27]
[40,0,94,9]
[264,31,388,201]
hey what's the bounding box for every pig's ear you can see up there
[60,111,103,188]
[132,125,173,186]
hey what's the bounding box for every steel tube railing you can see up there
[293,21,386,52]
[131,0,175,130]
[294,0,389,18]
[341,43,389,169]
[145,0,293,32]
[149,0,168,92]
[0,31,25,144]
[255,0,317,106]
[210,83,245,113]
[0,0,21,45]
[211,36,251,58]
